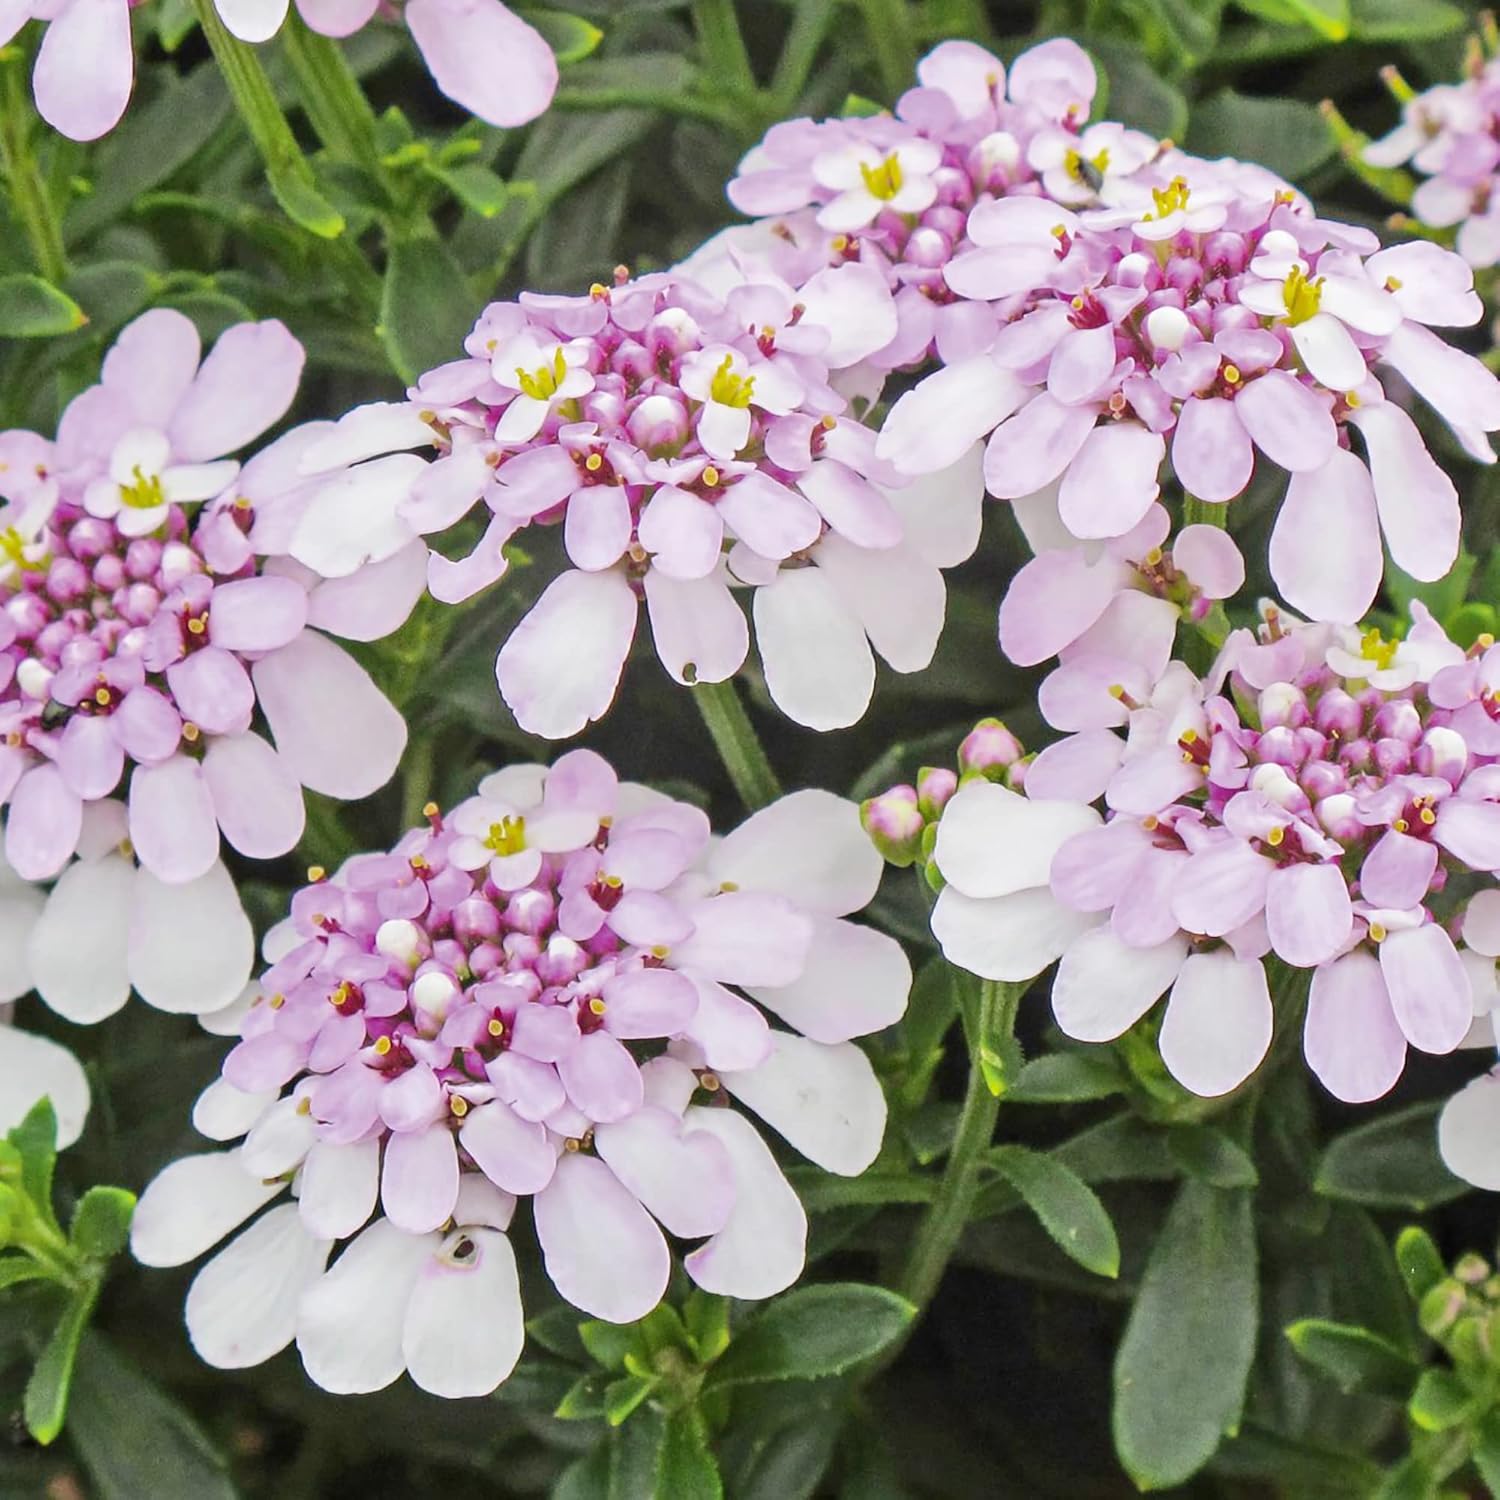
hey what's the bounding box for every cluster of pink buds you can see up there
[905,603,1500,1105]
[348,266,983,735]
[129,757,909,1397]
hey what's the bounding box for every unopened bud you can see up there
[916,766,958,820]
[375,917,425,967]
[1456,1251,1491,1285]
[1144,304,1191,353]
[959,717,1023,776]
[860,785,924,867]
[1420,1279,1467,1339]
[1417,725,1469,786]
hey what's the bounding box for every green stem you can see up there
[854,0,917,103]
[1181,495,1227,529]
[399,732,437,835]
[0,61,65,283]
[692,679,782,812]
[692,0,757,95]
[897,979,1015,1309]
[770,0,836,113]
[551,87,741,129]
[279,19,386,188]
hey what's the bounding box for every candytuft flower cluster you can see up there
[130,762,908,1395]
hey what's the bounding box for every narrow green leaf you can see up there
[1394,1226,1447,1303]
[685,1291,730,1364]
[705,1284,914,1388]
[604,1373,657,1427]
[1284,1319,1418,1398]
[1187,91,1335,181]
[1008,1052,1125,1104]
[0,1258,53,1291]
[0,276,86,337]
[656,1408,722,1500]
[24,1282,99,1444]
[379,234,482,385]
[1113,1182,1258,1490]
[425,162,510,218]
[1235,0,1350,38]
[69,1187,135,1260]
[524,8,605,64]
[555,1442,611,1500]
[65,1334,236,1500]
[1349,0,1464,40]
[557,1372,611,1420]
[1407,1367,1476,1433]
[1315,1103,1466,1213]
[1167,1126,1259,1188]
[610,1407,666,1500]
[1471,1407,1500,1494]
[990,1145,1120,1279]
[1374,1454,1439,1500]
[265,162,345,238]
[580,1319,635,1371]
[10,1098,59,1233]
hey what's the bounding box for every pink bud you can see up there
[1417,725,1469,784]
[959,717,1023,775]
[860,784,924,867]
[1258,682,1307,730]
[1374,699,1422,745]
[627,394,691,454]
[1314,688,1362,738]
[1372,737,1411,776]
[917,766,958,820]
[124,538,162,581]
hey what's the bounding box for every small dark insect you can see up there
[38,700,71,732]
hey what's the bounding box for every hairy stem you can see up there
[692,678,782,812]
[692,0,757,95]
[854,0,918,102]
[0,60,66,284]
[280,19,386,188]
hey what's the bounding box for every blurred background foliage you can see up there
[7,0,1500,1496]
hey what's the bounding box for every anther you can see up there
[585,452,603,472]
[307,865,326,882]
[373,1035,393,1056]
[488,1018,505,1038]
[449,1096,469,1118]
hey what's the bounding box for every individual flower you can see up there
[1,0,558,142]
[853,115,1499,629]
[334,270,983,736]
[923,604,1500,1104]
[0,312,413,892]
[130,762,908,1396]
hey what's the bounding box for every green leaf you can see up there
[1349,0,1464,40]
[9,1098,59,1232]
[604,1373,658,1427]
[1234,0,1349,38]
[64,262,154,334]
[557,1372,611,1420]
[1212,1423,1383,1495]
[1315,1103,1467,1213]
[1374,1454,1439,1500]
[1284,1319,1418,1398]
[1167,1126,1258,1188]
[524,8,605,64]
[1407,1367,1476,1432]
[0,276,87,337]
[1051,1114,1179,1186]
[1113,1182,1258,1490]
[65,1334,236,1500]
[1090,42,1189,138]
[24,1282,99,1444]
[0,1258,53,1291]
[580,1319,636,1371]
[1394,1226,1447,1303]
[555,1442,611,1500]
[1187,91,1335,181]
[1008,1051,1125,1104]
[1386,551,1476,635]
[1471,1407,1500,1494]
[69,1188,135,1260]
[425,162,510,218]
[265,162,345,239]
[379,234,481,384]
[989,1145,1120,1279]
[685,1291,730,1364]
[705,1284,914,1388]
[657,1408,722,1500]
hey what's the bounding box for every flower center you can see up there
[484,815,527,856]
[858,152,905,201]
[0,526,41,572]
[708,353,756,409]
[120,464,166,511]
[515,347,568,402]
[1281,264,1324,326]
[1358,626,1399,671]
[1144,176,1190,221]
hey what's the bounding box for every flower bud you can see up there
[1144,305,1191,353]
[1374,699,1422,745]
[917,766,958,820]
[959,717,1023,776]
[1314,687,1362,738]
[376,917,426,967]
[1301,760,1346,800]
[860,784,924,867]
[627,394,690,454]
[1417,725,1469,785]
[1316,791,1361,841]
[1373,737,1411,777]
[536,933,586,987]
[124,538,163,581]
[968,131,1020,185]
[411,969,459,1028]
[1258,682,1307,730]
[45,557,88,604]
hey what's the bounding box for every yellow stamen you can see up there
[1266,826,1284,847]
[1144,175,1190,221]
[181,722,200,742]
[119,464,166,512]
[699,1072,721,1093]
[1369,922,1387,942]
[450,1096,469,1118]
[857,152,905,201]
[584,452,603,472]
[588,997,607,1016]
[1281,263,1325,326]
[1420,807,1437,825]
[1394,818,1409,833]
[708,353,756,409]
[484,815,527,857]
[0,527,42,573]
[93,687,110,706]
[307,865,326,882]
[702,465,721,487]
[488,1017,505,1038]
[1359,626,1399,672]
[515,346,568,402]
[373,1035,392,1056]
[186,616,206,635]
[1223,364,1241,385]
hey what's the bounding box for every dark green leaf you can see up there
[1167,1126,1259,1188]
[24,1283,99,1444]
[379,234,481,384]
[716,1379,846,1500]
[1349,0,1464,40]
[0,1258,52,1291]
[604,1373,658,1427]
[1212,1423,1382,1495]
[1188,91,1334,181]
[1315,1103,1466,1213]
[557,1372,612,1420]
[706,1284,914,1388]
[265,162,345,239]
[1284,1319,1418,1398]
[1113,1182,1258,1489]
[425,162,510,218]
[1051,1114,1180,1186]
[65,1334,235,1499]
[0,276,86,337]
[1385,551,1476,635]
[1472,1407,1500,1494]
[1407,1367,1476,1432]
[657,1408,722,1500]
[610,1406,666,1500]
[555,1442,611,1500]
[1374,1454,1439,1500]
[1091,42,1189,138]
[580,1319,636,1371]
[1234,0,1350,37]
[1394,1227,1446,1305]
[1008,1051,1125,1104]
[989,1145,1120,1279]
[64,261,154,334]
[69,1188,135,1260]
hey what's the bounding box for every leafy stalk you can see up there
[0,55,65,284]
[692,678,783,811]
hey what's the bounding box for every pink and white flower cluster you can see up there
[350,269,983,735]
[1365,55,1500,269]
[1,0,557,142]
[0,309,421,1023]
[920,604,1500,1105]
[130,758,908,1397]
[724,38,1500,637]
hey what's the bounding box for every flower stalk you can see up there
[693,678,783,811]
[0,55,65,285]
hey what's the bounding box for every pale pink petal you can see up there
[998,549,1118,668]
[170,321,305,462]
[216,0,291,42]
[380,1124,459,1234]
[306,541,429,642]
[1057,422,1164,539]
[1380,924,1471,1054]
[1436,799,1500,870]
[876,357,1030,477]
[1268,448,1381,625]
[1171,840,1272,938]
[1350,402,1460,584]
[1051,927,1187,1042]
[459,1099,556,1195]
[753,566,874,731]
[563,485,632,571]
[1159,951,1272,1097]
[405,0,558,128]
[747,916,909,1043]
[33,0,133,142]
[556,1031,644,1122]
[1024,730,1123,802]
[594,1106,735,1238]
[1360,830,1438,910]
[672,891,814,987]
[57,715,124,800]
[1265,861,1352,967]
[102,309,200,428]
[203,732,305,860]
[166,647,255,736]
[1234,369,1337,473]
[208,576,308,653]
[1304,951,1407,1103]
[1438,1071,1500,1189]
[1171,396,1253,503]
[643,570,748,687]
[6,765,82,881]
[129,756,219,883]
[984,393,1098,500]
[1172,525,1244,599]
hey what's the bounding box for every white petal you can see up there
[931,885,1101,982]
[192,1078,277,1142]
[1051,927,1188,1042]
[723,1032,886,1175]
[298,1139,381,1240]
[131,1150,284,1267]
[129,862,254,1014]
[186,1204,330,1369]
[0,1023,91,1147]
[1439,1072,1500,1189]
[1158,952,1272,1098]
[933,780,1100,898]
[753,567,875,731]
[28,855,132,1023]
[748,916,909,1042]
